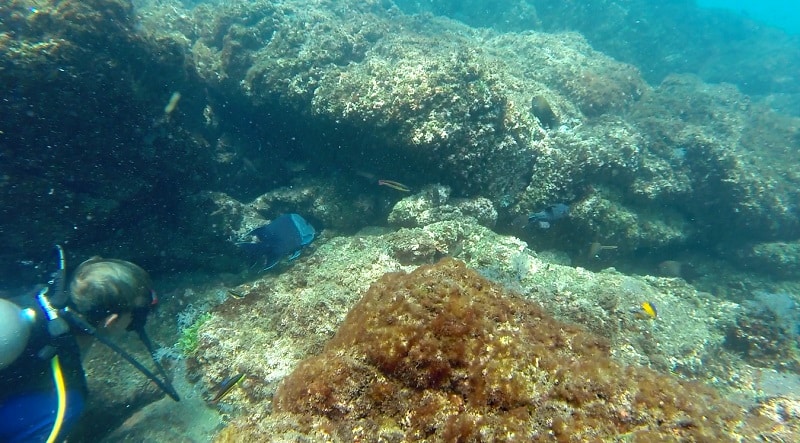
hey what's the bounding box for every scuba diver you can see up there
[0,246,179,443]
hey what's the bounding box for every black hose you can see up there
[62,310,181,401]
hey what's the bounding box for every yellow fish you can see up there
[633,301,658,320]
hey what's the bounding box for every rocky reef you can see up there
[214,257,771,441]
[190,216,742,388]
[63,216,797,441]
[2,0,799,281]
[170,0,799,268]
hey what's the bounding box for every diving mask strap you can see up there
[61,310,181,401]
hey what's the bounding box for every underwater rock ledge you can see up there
[214,257,775,442]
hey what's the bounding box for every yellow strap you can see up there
[46,355,67,443]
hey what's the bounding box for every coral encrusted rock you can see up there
[216,257,779,442]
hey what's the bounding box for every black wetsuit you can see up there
[0,295,88,443]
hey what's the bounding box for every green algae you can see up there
[177,312,214,356]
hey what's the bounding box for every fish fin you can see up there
[287,250,302,261]
[237,242,265,257]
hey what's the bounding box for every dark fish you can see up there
[210,372,245,403]
[658,260,683,277]
[657,260,700,282]
[528,203,570,229]
[530,94,559,129]
[588,242,617,259]
[238,214,316,270]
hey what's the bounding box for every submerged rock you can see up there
[733,240,800,279]
[217,258,779,441]
[387,184,497,229]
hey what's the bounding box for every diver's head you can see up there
[69,257,155,333]
[0,298,35,370]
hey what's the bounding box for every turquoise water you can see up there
[698,0,800,34]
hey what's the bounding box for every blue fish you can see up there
[528,203,570,229]
[238,214,316,270]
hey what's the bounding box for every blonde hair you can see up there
[69,257,153,324]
